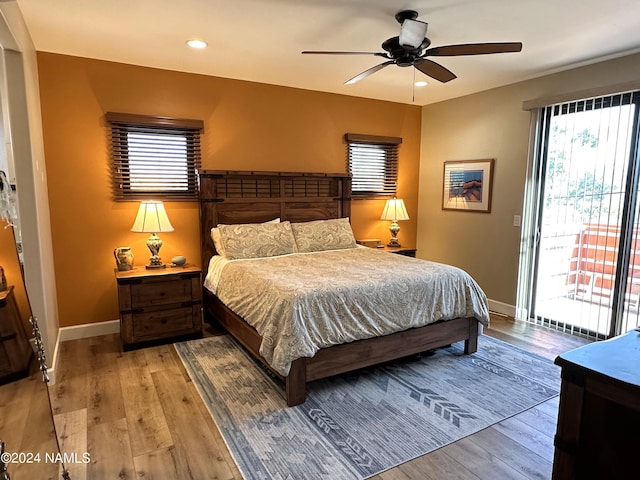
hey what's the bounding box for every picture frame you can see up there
[442,159,494,212]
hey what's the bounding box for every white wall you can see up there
[0,3,59,368]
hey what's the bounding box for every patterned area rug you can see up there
[175,335,560,480]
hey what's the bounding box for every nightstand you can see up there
[115,265,203,350]
[377,246,417,257]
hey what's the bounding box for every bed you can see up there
[199,170,489,406]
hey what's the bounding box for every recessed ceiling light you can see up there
[187,39,207,49]
[414,81,428,87]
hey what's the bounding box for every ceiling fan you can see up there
[302,10,522,85]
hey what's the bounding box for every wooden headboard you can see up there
[198,170,352,268]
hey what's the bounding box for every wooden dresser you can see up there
[0,286,33,384]
[115,266,203,350]
[553,331,640,479]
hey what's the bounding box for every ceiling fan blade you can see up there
[425,42,523,56]
[344,60,395,85]
[414,59,457,83]
[302,50,385,56]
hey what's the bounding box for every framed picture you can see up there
[442,159,494,212]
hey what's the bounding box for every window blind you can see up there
[345,133,401,198]
[107,113,203,201]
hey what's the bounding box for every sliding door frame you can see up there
[610,92,640,336]
[518,90,640,339]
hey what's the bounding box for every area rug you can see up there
[175,335,560,480]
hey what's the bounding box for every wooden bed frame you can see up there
[198,170,479,406]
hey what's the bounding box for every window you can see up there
[107,113,203,200]
[345,133,401,198]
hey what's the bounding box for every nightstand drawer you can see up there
[129,277,194,308]
[129,305,198,341]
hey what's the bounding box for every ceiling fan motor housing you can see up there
[381,36,431,66]
[397,55,416,67]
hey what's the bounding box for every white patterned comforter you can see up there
[204,247,490,376]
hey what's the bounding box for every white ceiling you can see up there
[14,0,640,105]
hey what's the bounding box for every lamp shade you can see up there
[130,201,174,233]
[381,198,409,221]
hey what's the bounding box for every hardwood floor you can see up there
[46,315,590,480]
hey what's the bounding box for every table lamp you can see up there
[381,198,409,247]
[131,200,174,269]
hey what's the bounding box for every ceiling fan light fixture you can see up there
[186,39,207,49]
[399,19,428,49]
[414,81,428,87]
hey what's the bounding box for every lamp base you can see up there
[145,234,166,269]
[387,221,402,247]
[145,263,166,270]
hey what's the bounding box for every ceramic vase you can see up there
[114,246,134,271]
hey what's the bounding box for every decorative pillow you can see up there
[211,218,280,257]
[218,220,297,259]
[291,217,357,253]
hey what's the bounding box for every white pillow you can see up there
[211,218,279,257]
[291,217,357,253]
[218,220,297,260]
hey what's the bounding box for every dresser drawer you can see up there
[0,344,11,374]
[0,287,32,383]
[0,318,15,338]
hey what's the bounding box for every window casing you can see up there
[345,133,401,198]
[107,113,203,201]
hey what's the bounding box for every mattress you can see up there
[204,246,490,376]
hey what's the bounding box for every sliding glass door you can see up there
[527,91,640,338]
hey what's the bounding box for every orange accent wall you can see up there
[36,52,422,328]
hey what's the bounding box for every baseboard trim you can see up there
[488,299,516,318]
[58,319,121,342]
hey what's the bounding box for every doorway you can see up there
[525,91,640,339]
